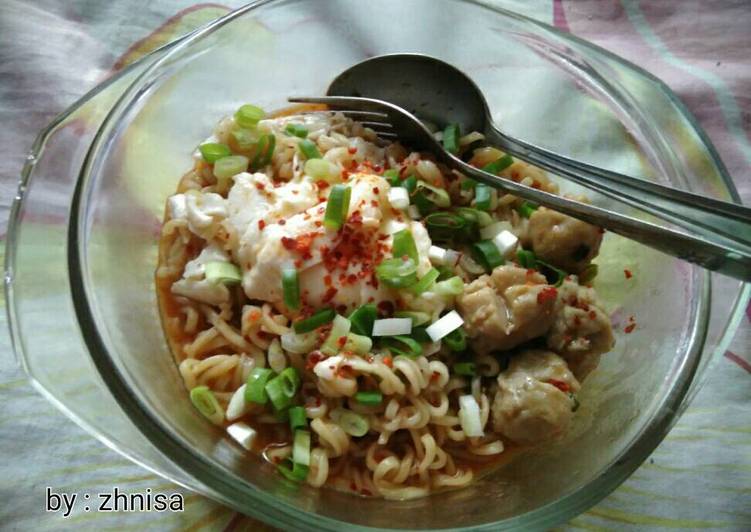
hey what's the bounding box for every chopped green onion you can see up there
[285,123,308,138]
[472,240,504,272]
[278,459,309,482]
[231,128,259,152]
[343,332,372,355]
[382,336,423,358]
[383,168,400,186]
[452,362,476,376]
[199,143,231,164]
[454,207,493,227]
[482,154,514,175]
[444,326,467,352]
[245,367,274,404]
[436,265,456,281]
[424,212,466,243]
[412,189,437,216]
[461,178,477,190]
[394,310,431,326]
[189,385,224,425]
[408,267,440,295]
[411,327,431,343]
[432,276,464,296]
[289,406,308,432]
[305,158,339,181]
[442,123,461,155]
[321,315,352,356]
[293,429,311,466]
[516,249,537,269]
[265,368,300,411]
[324,184,351,231]
[235,104,265,128]
[293,308,336,333]
[355,390,383,406]
[402,174,417,194]
[348,304,377,337]
[298,138,321,159]
[282,268,300,311]
[474,184,492,211]
[392,229,418,262]
[414,180,451,208]
[205,262,242,285]
[330,408,370,437]
[518,201,538,218]
[578,263,598,284]
[375,257,418,288]
[213,155,249,180]
[281,330,318,353]
[537,260,567,287]
[250,134,275,170]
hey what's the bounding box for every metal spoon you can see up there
[289,54,751,281]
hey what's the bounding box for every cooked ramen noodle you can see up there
[156,103,615,499]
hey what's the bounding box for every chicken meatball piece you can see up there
[547,279,614,380]
[491,350,580,444]
[526,207,603,273]
[457,265,557,355]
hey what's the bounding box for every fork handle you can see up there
[484,126,751,250]
[451,157,751,282]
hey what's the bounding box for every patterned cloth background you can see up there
[0,1,749,530]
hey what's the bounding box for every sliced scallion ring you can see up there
[293,308,336,333]
[330,408,370,437]
[424,212,466,243]
[323,184,351,231]
[516,249,537,269]
[199,143,231,164]
[392,228,418,262]
[213,155,249,180]
[320,314,352,356]
[442,123,461,155]
[234,104,265,128]
[375,257,418,288]
[354,390,383,406]
[289,406,308,432]
[250,134,275,170]
[278,459,309,482]
[285,123,309,138]
[189,386,224,425]
[481,154,513,175]
[444,326,467,352]
[474,183,492,211]
[293,429,311,467]
[348,303,377,337]
[452,361,476,376]
[393,310,431,326]
[282,267,300,310]
[205,262,242,285]
[298,138,321,159]
[408,267,440,295]
[245,367,274,404]
[382,336,423,358]
[472,240,504,272]
[432,276,464,296]
[518,201,538,218]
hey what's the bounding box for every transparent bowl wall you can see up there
[8,1,749,530]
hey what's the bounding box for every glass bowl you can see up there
[7,0,749,530]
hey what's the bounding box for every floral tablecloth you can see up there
[1,1,749,530]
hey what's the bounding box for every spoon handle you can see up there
[451,157,751,282]
[483,125,751,249]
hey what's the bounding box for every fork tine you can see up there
[358,121,394,130]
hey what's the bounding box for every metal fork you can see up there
[290,95,751,282]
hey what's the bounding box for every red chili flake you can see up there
[292,190,299,195]
[574,316,582,326]
[373,187,380,194]
[511,171,519,179]
[294,259,303,268]
[371,200,379,207]
[624,269,633,279]
[588,310,597,319]
[377,300,394,317]
[547,379,571,392]
[624,323,636,334]
[537,286,558,305]
[278,219,286,226]
[372,165,382,173]
[430,371,440,382]
[337,336,347,348]
[316,180,330,189]
[255,182,266,191]
[272,456,281,464]
[314,220,322,227]
[281,237,296,250]
[306,351,324,370]
[361,489,373,497]
[348,147,357,154]
[383,356,393,368]
[347,273,357,284]
[258,220,266,230]
[322,287,338,303]
[336,304,348,315]
[531,180,541,189]
[350,482,357,491]
[324,275,332,286]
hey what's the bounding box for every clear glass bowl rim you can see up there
[7,0,750,530]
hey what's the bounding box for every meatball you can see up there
[526,207,602,274]
[547,279,614,380]
[457,265,556,355]
[491,350,580,444]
